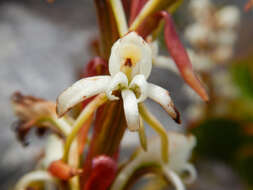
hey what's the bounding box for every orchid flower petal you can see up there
[163,168,185,190]
[161,11,209,101]
[129,74,148,102]
[109,32,152,80]
[56,76,111,117]
[15,171,56,190]
[121,89,140,131]
[147,83,180,123]
[106,72,128,100]
[183,164,197,184]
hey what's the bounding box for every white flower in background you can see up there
[111,132,197,190]
[57,32,179,131]
[215,6,240,29]
[40,134,64,169]
[185,0,240,63]
[189,0,212,22]
[15,135,63,190]
[153,44,213,74]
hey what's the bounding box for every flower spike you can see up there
[161,11,209,101]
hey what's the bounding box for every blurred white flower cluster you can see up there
[184,0,241,120]
[185,0,240,64]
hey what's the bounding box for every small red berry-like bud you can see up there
[245,0,253,12]
[82,57,108,78]
[83,155,117,190]
[48,160,82,181]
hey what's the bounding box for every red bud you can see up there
[82,57,108,78]
[48,160,82,181]
[83,155,117,190]
[245,0,253,12]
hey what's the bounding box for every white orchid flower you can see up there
[57,32,179,132]
[111,132,197,190]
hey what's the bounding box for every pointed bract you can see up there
[161,11,209,101]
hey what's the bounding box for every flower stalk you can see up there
[62,93,107,162]
[11,0,204,189]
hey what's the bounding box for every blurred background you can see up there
[0,0,253,189]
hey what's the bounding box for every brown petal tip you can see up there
[173,107,181,124]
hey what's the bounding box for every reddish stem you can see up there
[81,100,125,188]
[82,57,108,78]
[129,0,148,25]
[78,114,94,155]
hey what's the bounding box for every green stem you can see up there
[139,103,169,163]
[51,116,72,136]
[62,94,107,162]
[138,117,148,151]
[109,0,128,36]
[129,0,177,31]
[68,139,80,190]
[81,99,126,185]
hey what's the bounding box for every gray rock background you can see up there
[0,0,252,189]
